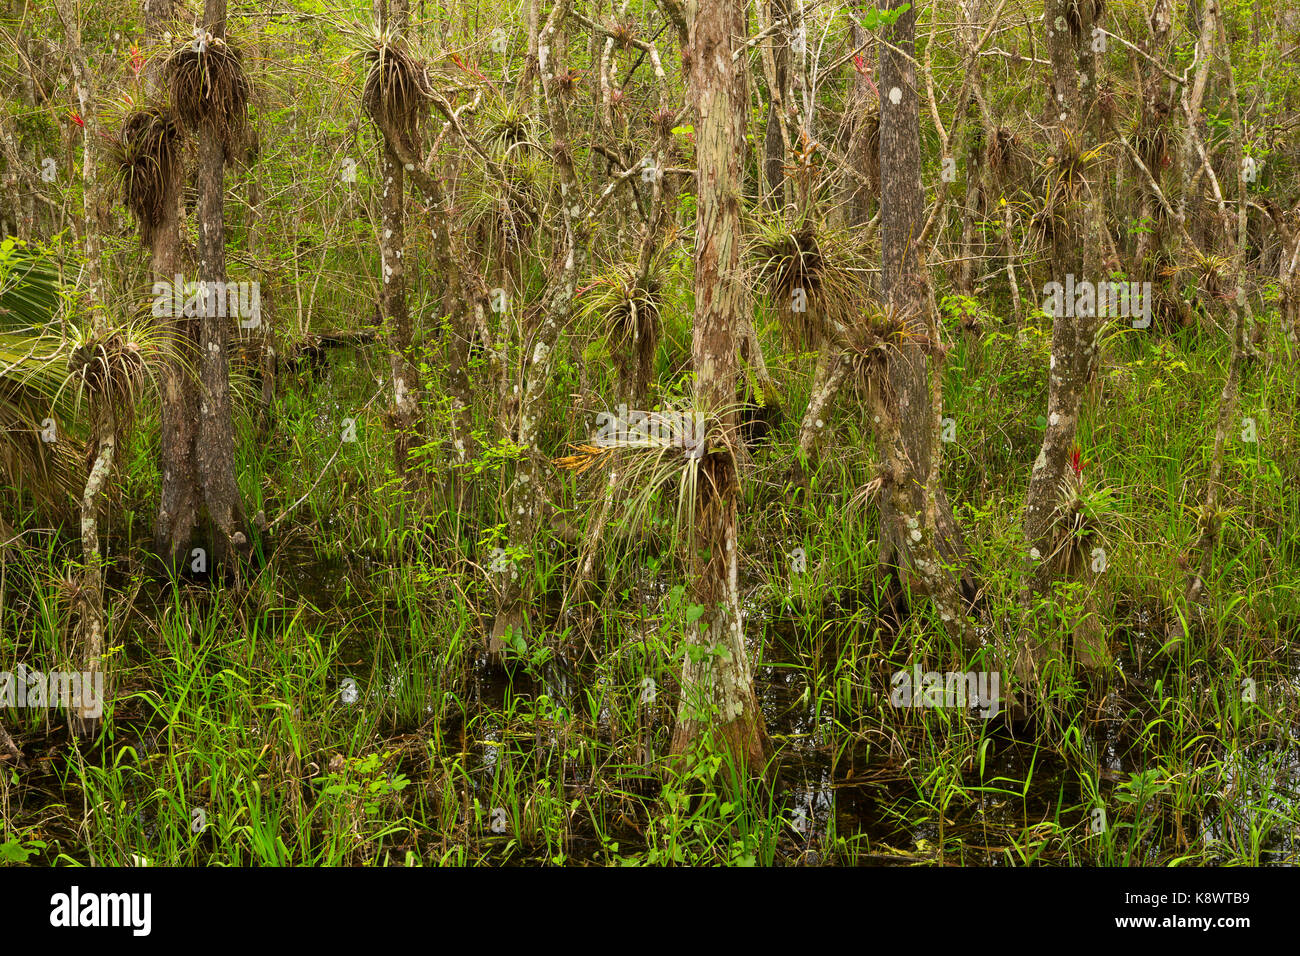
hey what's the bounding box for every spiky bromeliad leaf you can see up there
[361,27,430,139]
[480,97,535,158]
[463,166,541,255]
[0,246,172,515]
[579,261,662,397]
[163,29,249,153]
[1044,464,1117,578]
[109,105,185,246]
[749,219,868,349]
[555,394,735,577]
[833,301,922,409]
[64,314,173,435]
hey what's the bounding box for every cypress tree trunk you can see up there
[670,0,767,766]
[1017,0,1107,678]
[154,178,202,567]
[155,0,250,570]
[192,0,250,565]
[54,0,114,733]
[873,0,975,647]
[146,0,204,570]
[373,0,423,487]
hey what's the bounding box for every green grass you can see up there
[2,281,1297,866]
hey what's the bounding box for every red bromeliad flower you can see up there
[130,42,146,78]
[69,110,84,129]
[1068,445,1085,478]
[448,53,485,80]
[852,55,879,99]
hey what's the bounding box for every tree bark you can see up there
[1017,0,1108,678]
[143,0,203,569]
[792,346,846,476]
[154,180,202,567]
[760,0,791,211]
[55,0,115,736]
[192,0,250,566]
[844,21,877,225]
[371,0,422,487]
[367,108,480,499]
[873,0,975,648]
[490,0,591,655]
[669,0,767,767]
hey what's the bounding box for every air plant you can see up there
[984,126,1031,188]
[463,163,541,256]
[1130,107,1170,175]
[1069,444,1086,479]
[0,314,171,517]
[1174,250,1234,302]
[649,107,676,138]
[107,105,184,247]
[63,317,169,435]
[0,329,81,512]
[833,300,919,409]
[462,99,542,253]
[748,218,868,349]
[129,42,146,80]
[782,126,827,203]
[481,99,535,158]
[856,113,882,191]
[163,28,250,153]
[1053,129,1113,191]
[1042,443,1116,577]
[1033,129,1112,241]
[609,20,638,50]
[552,68,584,97]
[578,261,663,401]
[358,24,431,139]
[1130,245,1194,330]
[554,394,740,573]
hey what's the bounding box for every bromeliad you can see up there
[1069,444,1086,479]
